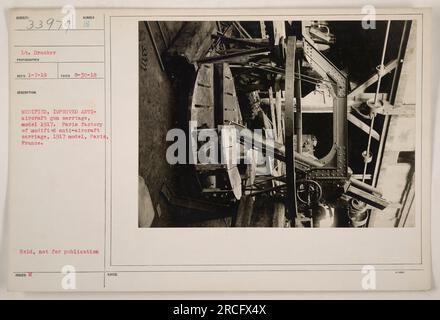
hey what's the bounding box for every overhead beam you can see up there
[349,59,398,97]
[347,113,380,141]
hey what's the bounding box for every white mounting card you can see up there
[7,7,432,291]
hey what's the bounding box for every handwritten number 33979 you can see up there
[26,18,70,31]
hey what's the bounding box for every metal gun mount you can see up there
[168,21,394,227]
[281,29,389,223]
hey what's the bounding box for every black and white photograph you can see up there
[138,19,416,228]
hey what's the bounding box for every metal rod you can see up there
[275,81,283,142]
[260,21,268,39]
[197,47,271,64]
[212,34,269,47]
[253,175,286,185]
[372,114,389,186]
[295,59,303,154]
[373,21,411,187]
[268,87,277,135]
[249,61,333,83]
[389,21,410,104]
[374,21,391,105]
[233,21,252,39]
[350,177,383,196]
[362,115,375,183]
[145,21,165,72]
[362,20,391,182]
[156,21,168,48]
[248,185,286,197]
[230,62,331,85]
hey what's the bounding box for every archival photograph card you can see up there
[7,7,432,291]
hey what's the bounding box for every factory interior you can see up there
[138,20,416,228]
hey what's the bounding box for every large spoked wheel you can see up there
[296,180,323,206]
